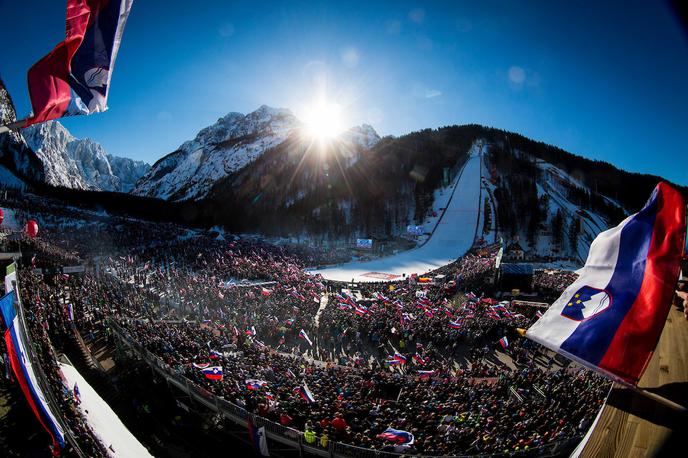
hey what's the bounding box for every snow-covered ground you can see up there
[2,207,21,230]
[59,363,152,458]
[311,141,484,282]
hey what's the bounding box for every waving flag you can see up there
[377,427,414,445]
[202,366,223,380]
[386,353,407,365]
[1,292,65,450]
[209,349,222,360]
[354,305,368,316]
[298,329,312,346]
[294,384,316,403]
[192,362,210,369]
[73,383,81,404]
[24,0,134,127]
[498,336,509,349]
[448,319,462,329]
[245,379,268,390]
[412,353,426,365]
[527,183,686,385]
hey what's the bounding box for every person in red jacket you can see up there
[331,412,347,432]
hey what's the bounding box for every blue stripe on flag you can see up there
[560,193,658,364]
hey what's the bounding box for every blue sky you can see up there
[1,1,687,184]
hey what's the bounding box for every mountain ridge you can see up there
[23,120,150,192]
[132,105,381,201]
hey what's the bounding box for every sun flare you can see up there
[302,101,345,140]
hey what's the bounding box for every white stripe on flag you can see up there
[527,213,628,350]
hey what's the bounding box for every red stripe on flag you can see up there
[25,0,107,126]
[598,183,686,384]
[5,330,61,450]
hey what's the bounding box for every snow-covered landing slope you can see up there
[311,141,484,282]
[60,363,152,457]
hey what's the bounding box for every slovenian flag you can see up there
[527,183,686,385]
[412,353,426,365]
[0,292,65,450]
[73,383,81,404]
[448,319,462,329]
[23,0,134,127]
[248,419,270,457]
[294,384,316,403]
[354,305,368,316]
[202,366,223,380]
[386,353,407,365]
[417,370,436,378]
[209,350,222,359]
[377,427,414,445]
[498,336,509,349]
[245,379,268,390]
[298,329,313,346]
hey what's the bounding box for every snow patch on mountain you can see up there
[342,124,380,150]
[133,105,381,201]
[133,106,300,201]
[23,121,150,192]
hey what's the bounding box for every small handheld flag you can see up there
[498,336,509,349]
[294,384,316,403]
[527,183,686,385]
[377,427,414,445]
[417,369,436,378]
[73,383,81,404]
[298,329,312,346]
[202,366,223,380]
[245,379,268,390]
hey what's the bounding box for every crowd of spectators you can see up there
[0,194,610,456]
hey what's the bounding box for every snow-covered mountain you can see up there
[133,105,380,201]
[23,121,150,192]
[0,77,45,186]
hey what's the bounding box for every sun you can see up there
[302,101,345,140]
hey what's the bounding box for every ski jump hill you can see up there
[312,141,484,283]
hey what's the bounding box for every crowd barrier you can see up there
[108,319,583,458]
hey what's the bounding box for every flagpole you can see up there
[0,119,27,134]
[629,384,687,412]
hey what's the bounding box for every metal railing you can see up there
[108,319,583,458]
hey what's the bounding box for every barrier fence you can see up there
[108,319,583,458]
